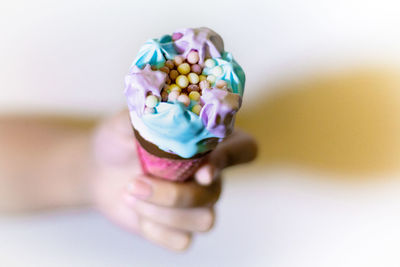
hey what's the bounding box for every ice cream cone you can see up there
[125,28,245,182]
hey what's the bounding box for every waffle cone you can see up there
[134,130,209,182]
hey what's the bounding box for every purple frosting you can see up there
[200,87,242,138]
[125,65,167,116]
[173,27,225,65]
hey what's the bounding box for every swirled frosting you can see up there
[173,27,224,65]
[125,65,166,115]
[124,27,245,158]
[132,35,177,69]
[200,87,242,138]
[202,52,246,96]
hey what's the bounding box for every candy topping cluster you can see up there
[144,50,231,116]
[125,27,245,143]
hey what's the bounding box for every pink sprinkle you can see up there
[199,80,211,90]
[177,94,190,107]
[191,64,202,75]
[168,91,179,102]
[187,50,199,64]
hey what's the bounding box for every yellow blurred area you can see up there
[237,67,400,175]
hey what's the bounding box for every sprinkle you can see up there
[145,95,159,108]
[169,70,179,80]
[174,55,185,66]
[187,73,199,84]
[212,66,223,76]
[172,32,183,41]
[191,64,202,75]
[159,66,170,74]
[177,63,191,75]
[176,75,189,88]
[204,58,216,68]
[199,80,211,90]
[187,51,199,64]
[189,91,201,101]
[188,84,200,92]
[144,107,155,114]
[165,60,175,69]
[191,104,202,115]
[168,91,179,102]
[199,75,207,81]
[216,80,228,88]
[206,75,216,84]
[169,84,181,93]
[177,94,191,107]
[161,90,169,101]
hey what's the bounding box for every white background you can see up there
[1,0,400,266]
[1,0,399,114]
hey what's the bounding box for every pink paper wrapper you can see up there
[135,139,208,182]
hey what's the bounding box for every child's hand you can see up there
[91,111,257,251]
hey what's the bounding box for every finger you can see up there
[125,196,215,232]
[138,217,192,251]
[126,175,221,208]
[194,164,219,186]
[195,130,257,185]
[210,129,258,169]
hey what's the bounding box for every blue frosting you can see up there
[202,52,246,96]
[132,35,177,69]
[131,102,218,158]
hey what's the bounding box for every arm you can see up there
[0,115,97,212]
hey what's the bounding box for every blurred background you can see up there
[1,0,400,266]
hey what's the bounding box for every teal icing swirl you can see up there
[132,35,177,69]
[202,52,246,96]
[130,102,218,158]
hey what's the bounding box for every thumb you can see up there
[194,129,257,186]
[194,163,220,186]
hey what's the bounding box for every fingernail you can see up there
[127,179,152,199]
[196,164,214,185]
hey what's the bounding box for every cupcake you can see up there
[125,27,245,181]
